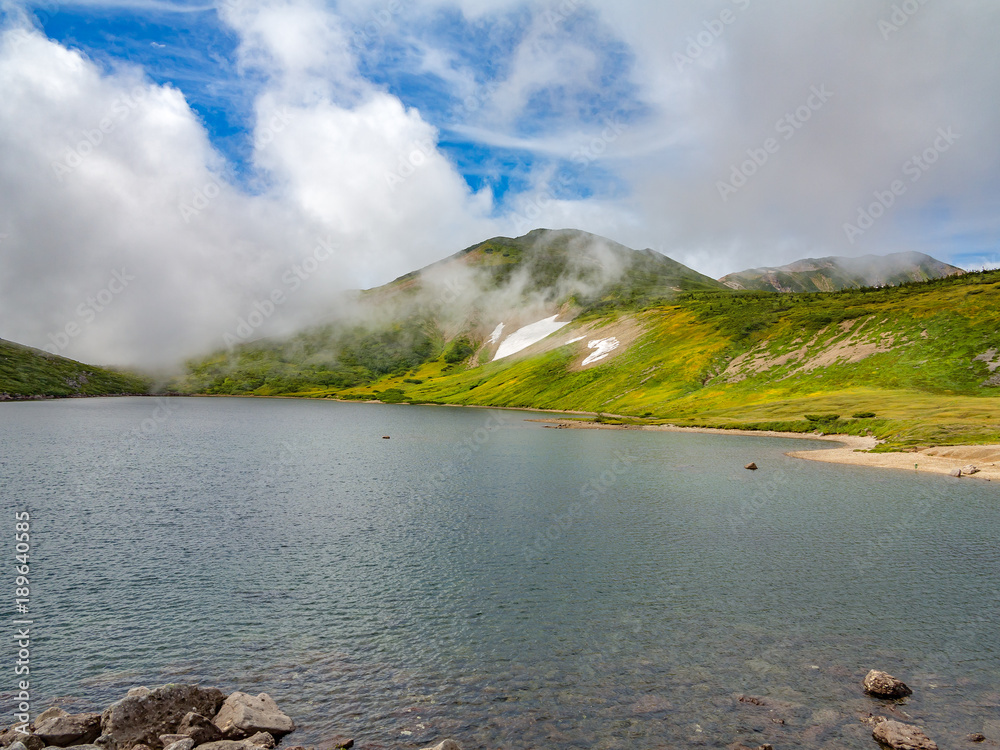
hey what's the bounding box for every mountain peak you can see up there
[720,250,964,292]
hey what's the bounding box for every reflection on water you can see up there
[1,397,997,749]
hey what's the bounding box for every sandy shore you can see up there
[534,418,999,482]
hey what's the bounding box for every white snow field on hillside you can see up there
[493,316,571,361]
[582,337,620,366]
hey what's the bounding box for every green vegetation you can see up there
[443,337,475,363]
[176,230,1000,452]
[0,339,150,399]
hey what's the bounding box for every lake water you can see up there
[1,397,998,749]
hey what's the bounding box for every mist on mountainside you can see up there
[720,251,965,293]
[176,229,723,394]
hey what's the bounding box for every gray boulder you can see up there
[864,670,913,699]
[962,465,980,475]
[8,742,28,750]
[420,743,462,750]
[175,713,222,746]
[195,737,273,750]
[245,734,274,749]
[156,738,186,748]
[873,720,937,750]
[212,694,293,740]
[99,685,226,750]
[35,714,101,747]
[949,468,963,477]
[11,737,43,750]
[35,710,69,725]
[161,740,193,750]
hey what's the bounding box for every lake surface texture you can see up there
[1,397,997,749]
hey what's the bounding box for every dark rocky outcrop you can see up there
[175,715,221,747]
[99,685,227,750]
[864,670,913,699]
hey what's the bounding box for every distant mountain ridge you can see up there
[719,251,964,293]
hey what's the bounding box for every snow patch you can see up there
[488,323,504,345]
[566,336,584,344]
[582,337,620,366]
[493,316,571,361]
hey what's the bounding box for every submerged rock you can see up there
[212,695,293,741]
[864,670,913,699]
[419,742,462,750]
[872,719,937,749]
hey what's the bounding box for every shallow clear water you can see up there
[1,397,997,749]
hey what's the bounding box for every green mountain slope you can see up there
[720,251,964,292]
[178,231,1000,449]
[0,338,150,399]
[179,229,725,395]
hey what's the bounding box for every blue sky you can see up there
[1,0,999,365]
[28,0,644,205]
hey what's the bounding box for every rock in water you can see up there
[100,684,227,750]
[872,719,937,749]
[420,742,462,750]
[745,462,758,471]
[34,713,102,746]
[212,693,294,740]
[864,670,913,699]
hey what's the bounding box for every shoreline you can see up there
[534,418,999,482]
[6,393,998,482]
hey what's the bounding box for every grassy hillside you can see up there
[239,269,1000,450]
[177,230,1000,449]
[178,229,726,395]
[720,251,964,292]
[0,338,150,399]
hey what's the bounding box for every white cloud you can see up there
[2,0,1000,369]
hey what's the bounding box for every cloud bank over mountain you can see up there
[0,0,998,367]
